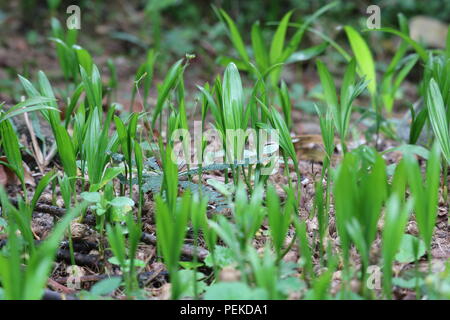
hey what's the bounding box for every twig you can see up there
[56,249,102,269]
[47,278,76,295]
[44,143,58,166]
[42,289,77,300]
[9,198,96,224]
[54,274,108,284]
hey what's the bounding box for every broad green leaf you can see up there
[110,197,135,207]
[81,191,101,203]
[395,234,426,263]
[90,277,122,296]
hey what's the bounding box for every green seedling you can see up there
[294,219,313,282]
[382,194,413,299]
[50,17,78,82]
[0,191,87,300]
[151,59,184,130]
[209,183,265,282]
[155,191,191,299]
[134,140,144,220]
[278,81,293,130]
[114,112,138,195]
[427,79,450,165]
[131,49,157,112]
[333,149,387,294]
[316,59,368,153]
[189,193,209,299]
[215,2,338,86]
[248,246,281,299]
[404,143,441,263]
[83,106,118,189]
[106,214,142,299]
[0,119,26,194]
[0,97,56,125]
[266,184,293,262]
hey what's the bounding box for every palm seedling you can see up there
[404,143,441,265]
[50,17,79,83]
[248,245,281,299]
[0,119,28,196]
[316,59,368,153]
[260,100,301,204]
[106,213,142,299]
[155,190,191,300]
[189,193,209,299]
[131,49,157,112]
[134,140,144,220]
[114,113,138,195]
[314,16,420,145]
[378,15,420,115]
[314,106,335,259]
[215,2,338,87]
[266,184,294,262]
[19,71,78,191]
[278,81,293,130]
[0,191,87,300]
[333,148,387,296]
[427,75,450,209]
[381,194,413,299]
[198,63,250,185]
[427,79,450,165]
[293,219,313,283]
[151,59,184,131]
[208,183,265,282]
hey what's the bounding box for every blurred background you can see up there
[0,0,448,113]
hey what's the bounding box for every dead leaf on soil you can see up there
[293,135,340,163]
[0,156,35,187]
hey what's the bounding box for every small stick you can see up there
[56,249,102,269]
[23,112,45,174]
[42,289,77,300]
[141,232,209,261]
[47,278,76,295]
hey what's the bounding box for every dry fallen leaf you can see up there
[293,135,340,162]
[0,159,17,186]
[0,156,35,187]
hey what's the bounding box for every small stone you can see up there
[219,265,241,282]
